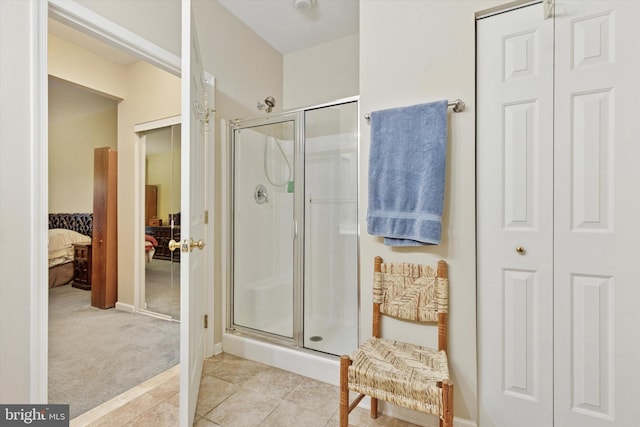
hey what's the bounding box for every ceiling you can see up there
[217,0,359,54]
[49,0,359,62]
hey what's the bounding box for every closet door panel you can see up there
[554,2,640,426]
[477,4,554,426]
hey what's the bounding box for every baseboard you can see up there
[222,333,339,385]
[454,417,477,427]
[213,342,223,356]
[115,301,135,313]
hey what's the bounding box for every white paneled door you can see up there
[553,2,640,426]
[477,1,640,426]
[477,4,554,426]
[180,1,211,426]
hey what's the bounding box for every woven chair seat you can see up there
[348,337,449,416]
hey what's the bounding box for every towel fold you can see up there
[367,100,448,246]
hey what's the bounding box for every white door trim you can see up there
[47,0,180,76]
[31,0,49,403]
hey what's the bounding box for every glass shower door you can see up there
[303,101,359,355]
[232,120,296,338]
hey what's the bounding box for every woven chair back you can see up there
[373,262,448,323]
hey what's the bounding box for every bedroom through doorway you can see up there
[47,17,181,418]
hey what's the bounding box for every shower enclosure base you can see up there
[222,332,339,386]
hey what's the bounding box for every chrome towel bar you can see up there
[364,99,465,123]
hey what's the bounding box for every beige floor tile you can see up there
[202,386,280,427]
[71,365,179,427]
[328,406,422,427]
[166,390,180,407]
[194,417,222,426]
[242,366,306,399]
[284,376,340,416]
[203,353,271,385]
[77,355,428,427]
[87,393,162,427]
[148,377,179,400]
[129,400,179,427]
[195,375,239,416]
[260,400,333,427]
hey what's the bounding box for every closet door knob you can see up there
[515,246,526,255]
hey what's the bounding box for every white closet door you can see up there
[477,4,554,426]
[553,2,640,426]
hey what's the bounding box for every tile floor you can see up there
[71,353,421,427]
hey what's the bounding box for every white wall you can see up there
[283,34,359,110]
[358,1,503,424]
[0,0,47,403]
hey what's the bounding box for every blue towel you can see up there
[367,101,448,246]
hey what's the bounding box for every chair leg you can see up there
[371,397,378,419]
[340,355,351,427]
[442,380,453,427]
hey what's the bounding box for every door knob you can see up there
[515,246,526,255]
[168,239,181,252]
[189,238,205,251]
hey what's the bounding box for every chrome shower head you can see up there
[264,96,276,113]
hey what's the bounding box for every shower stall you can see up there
[226,98,359,359]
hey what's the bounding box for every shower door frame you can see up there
[224,96,361,353]
[227,111,303,348]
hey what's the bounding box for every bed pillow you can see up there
[48,228,91,267]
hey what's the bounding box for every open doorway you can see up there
[47,17,181,418]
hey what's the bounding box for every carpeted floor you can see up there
[48,284,179,419]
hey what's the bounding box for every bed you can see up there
[48,213,93,288]
[145,234,158,263]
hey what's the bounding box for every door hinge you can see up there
[204,210,209,224]
[544,0,555,19]
[204,314,208,329]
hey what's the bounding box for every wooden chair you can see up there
[340,256,452,427]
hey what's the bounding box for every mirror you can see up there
[143,124,181,320]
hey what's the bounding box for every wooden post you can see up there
[437,260,448,352]
[442,379,454,427]
[92,147,117,309]
[373,256,382,339]
[339,355,351,427]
